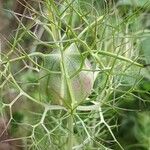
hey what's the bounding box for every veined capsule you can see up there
[39,43,94,107]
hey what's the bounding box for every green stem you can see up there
[78,15,104,38]
[97,50,143,67]
[46,0,59,42]
[1,52,44,65]
[68,114,74,150]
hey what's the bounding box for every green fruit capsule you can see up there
[39,43,94,107]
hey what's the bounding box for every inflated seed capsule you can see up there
[39,43,94,107]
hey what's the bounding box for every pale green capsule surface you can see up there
[39,43,94,107]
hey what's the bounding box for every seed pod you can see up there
[39,43,94,107]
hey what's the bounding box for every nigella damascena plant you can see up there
[39,43,94,108]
